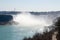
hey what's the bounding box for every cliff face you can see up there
[0,15,13,25]
[0,11,20,25]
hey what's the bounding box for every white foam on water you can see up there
[12,12,55,33]
[13,12,52,27]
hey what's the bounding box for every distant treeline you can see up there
[0,11,20,15]
[30,11,60,15]
[0,11,60,15]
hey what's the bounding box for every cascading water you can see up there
[12,12,54,33]
[0,12,60,40]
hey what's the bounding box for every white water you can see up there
[12,12,56,33]
[13,12,52,26]
[0,12,60,40]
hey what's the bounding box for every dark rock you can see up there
[0,15,13,25]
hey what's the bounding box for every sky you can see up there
[0,0,60,12]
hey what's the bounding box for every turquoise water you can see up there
[0,25,36,40]
[0,12,59,40]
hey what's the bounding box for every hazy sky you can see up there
[0,0,60,11]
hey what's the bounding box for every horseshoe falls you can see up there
[0,11,60,40]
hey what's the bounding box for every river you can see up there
[0,12,60,40]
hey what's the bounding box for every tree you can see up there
[54,17,60,40]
